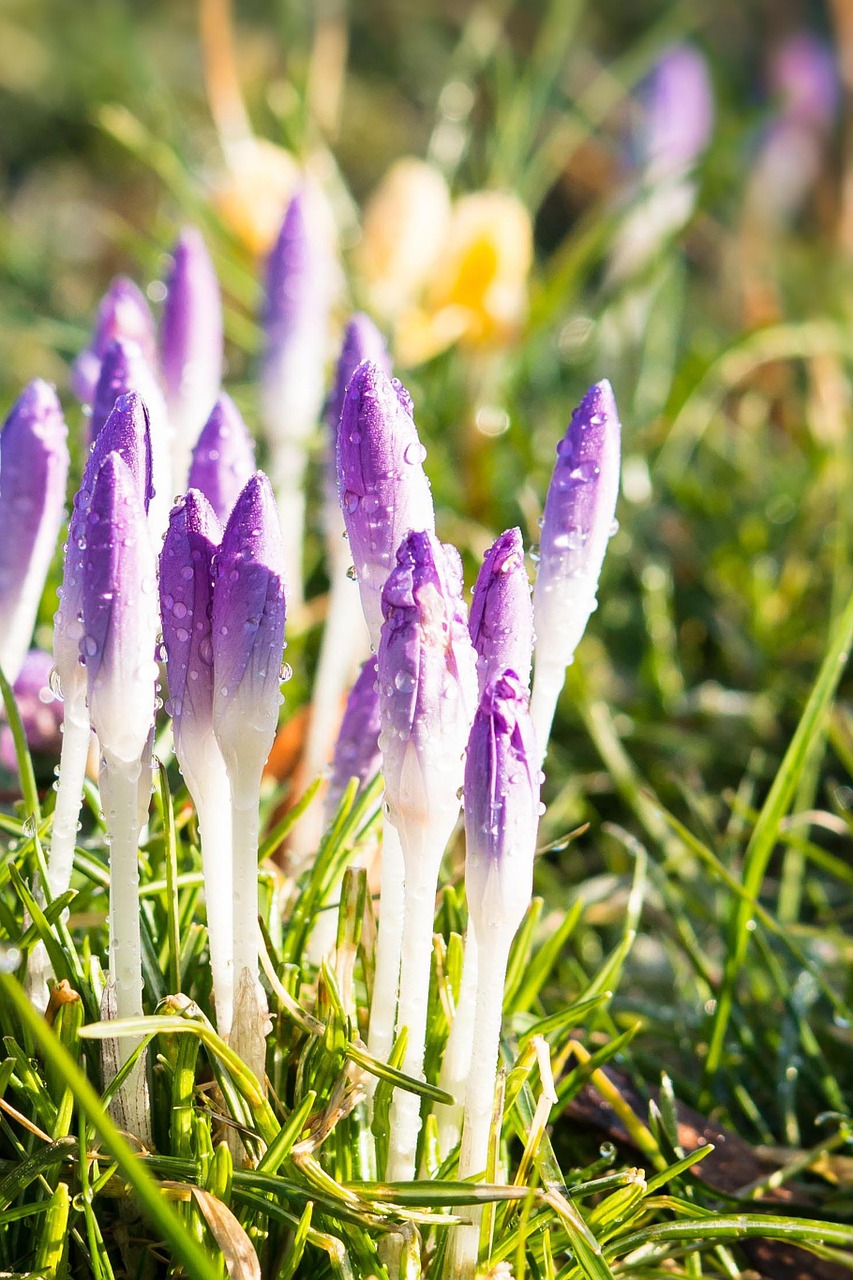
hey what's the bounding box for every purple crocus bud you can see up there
[261,186,336,455]
[464,670,540,941]
[81,452,159,765]
[770,32,838,132]
[160,228,224,488]
[531,381,620,758]
[0,649,63,774]
[211,473,287,807]
[325,654,381,818]
[71,277,157,406]
[324,315,390,548]
[54,391,153,704]
[469,527,533,696]
[159,490,221,774]
[187,393,256,525]
[377,530,477,858]
[337,361,435,646]
[0,381,69,685]
[89,339,171,539]
[638,44,714,184]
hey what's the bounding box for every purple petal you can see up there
[81,451,159,764]
[325,654,381,817]
[469,527,533,695]
[0,649,63,774]
[0,381,69,685]
[55,392,152,700]
[188,393,256,524]
[337,360,435,645]
[90,338,163,443]
[377,530,477,850]
[159,489,221,736]
[71,277,157,406]
[637,44,714,183]
[160,228,224,478]
[533,380,621,670]
[211,473,287,799]
[260,186,336,447]
[770,33,838,131]
[463,669,539,938]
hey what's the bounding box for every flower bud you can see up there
[81,452,159,766]
[469,527,533,696]
[188,393,256,525]
[377,530,477,858]
[211,474,287,808]
[160,228,224,487]
[325,654,381,819]
[463,670,539,943]
[0,381,69,685]
[337,361,435,646]
[71,277,157,406]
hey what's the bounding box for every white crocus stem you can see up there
[446,927,514,1280]
[28,691,92,1012]
[194,770,235,1035]
[436,928,479,1158]
[229,794,269,1084]
[365,817,406,1094]
[529,657,568,771]
[99,753,150,1143]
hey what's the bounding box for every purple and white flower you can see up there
[71,277,157,407]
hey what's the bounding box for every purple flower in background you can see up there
[770,32,838,132]
[0,381,69,685]
[212,473,287,807]
[530,380,621,759]
[54,391,153,702]
[81,452,159,765]
[261,186,336,454]
[637,43,714,184]
[325,654,381,818]
[71,277,157,406]
[0,650,63,774]
[469,527,533,696]
[377,530,477,856]
[187,393,256,525]
[160,228,224,487]
[337,361,435,646]
[463,670,539,939]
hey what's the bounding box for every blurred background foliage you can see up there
[3,0,853,1136]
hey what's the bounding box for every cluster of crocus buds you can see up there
[4,202,621,1200]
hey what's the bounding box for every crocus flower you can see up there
[448,670,539,1276]
[292,317,392,837]
[160,227,224,489]
[89,340,171,539]
[81,449,158,1139]
[355,157,452,324]
[530,380,621,761]
[81,451,158,769]
[0,649,63,775]
[635,44,715,186]
[324,654,381,823]
[160,489,235,1033]
[378,530,477,1181]
[0,381,69,687]
[395,191,533,366]
[71,277,157,406]
[337,361,435,646]
[607,44,713,287]
[260,185,337,606]
[187,392,256,525]
[213,137,299,257]
[469,526,534,695]
[212,472,286,1082]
